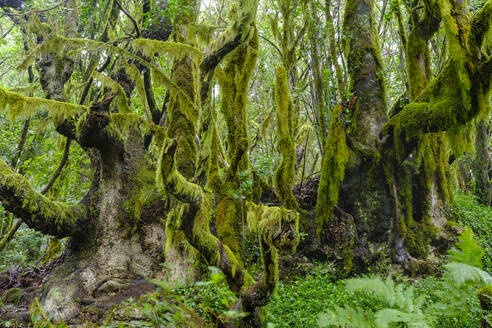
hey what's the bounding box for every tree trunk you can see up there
[473,119,491,205]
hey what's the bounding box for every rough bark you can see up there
[473,119,491,205]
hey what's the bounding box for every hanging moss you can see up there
[315,105,349,232]
[123,165,159,232]
[0,87,86,123]
[92,71,131,114]
[396,161,437,258]
[214,28,259,257]
[104,113,153,142]
[131,39,203,61]
[273,66,298,210]
[158,137,299,317]
[0,159,88,238]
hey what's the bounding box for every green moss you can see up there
[477,284,492,312]
[213,31,258,257]
[394,160,439,259]
[2,288,24,305]
[215,191,242,256]
[247,201,299,295]
[131,39,203,61]
[315,105,349,233]
[406,32,432,101]
[104,113,153,142]
[0,87,86,123]
[0,159,86,237]
[124,165,160,232]
[273,66,298,210]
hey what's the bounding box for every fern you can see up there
[445,262,492,286]
[319,276,430,328]
[318,305,376,328]
[448,227,484,268]
[318,228,490,327]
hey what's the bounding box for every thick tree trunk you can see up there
[3,127,194,323]
[473,119,491,205]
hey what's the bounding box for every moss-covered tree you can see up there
[0,0,301,326]
[314,0,491,270]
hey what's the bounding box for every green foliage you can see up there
[318,229,491,328]
[448,227,484,268]
[265,265,383,328]
[453,193,492,272]
[319,276,429,328]
[0,220,45,270]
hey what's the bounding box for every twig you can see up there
[41,138,72,195]
[114,0,141,38]
[1,21,15,38]
[1,0,70,16]
[10,118,30,169]
[258,33,283,57]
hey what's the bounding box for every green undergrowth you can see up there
[264,265,384,328]
[453,193,492,272]
[317,228,491,328]
[102,267,246,327]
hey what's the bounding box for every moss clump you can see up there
[273,66,298,210]
[2,288,24,305]
[477,284,492,313]
[315,105,349,233]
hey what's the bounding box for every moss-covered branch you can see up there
[342,0,387,146]
[470,0,492,53]
[382,55,490,163]
[315,105,349,232]
[273,66,298,210]
[199,0,259,74]
[157,138,299,326]
[0,87,86,123]
[0,160,89,238]
[383,0,491,163]
[212,29,258,256]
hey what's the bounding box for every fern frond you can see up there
[374,309,430,328]
[448,227,484,268]
[445,262,492,286]
[318,305,376,328]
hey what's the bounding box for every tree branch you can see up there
[40,138,71,194]
[0,160,89,238]
[158,138,299,324]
